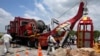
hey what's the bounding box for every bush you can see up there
[0,35,2,39]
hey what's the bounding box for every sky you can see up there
[0,0,100,32]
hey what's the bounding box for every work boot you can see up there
[47,52,50,55]
[6,50,11,53]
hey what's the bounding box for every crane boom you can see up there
[52,1,85,47]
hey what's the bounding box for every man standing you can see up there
[1,33,12,55]
[47,35,56,55]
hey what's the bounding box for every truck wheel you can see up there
[34,41,38,48]
[27,41,33,47]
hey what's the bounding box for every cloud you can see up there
[19,5,29,10]
[43,0,79,18]
[0,8,13,32]
[35,2,46,13]
[24,13,41,20]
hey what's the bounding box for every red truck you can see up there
[6,1,85,48]
[5,17,47,47]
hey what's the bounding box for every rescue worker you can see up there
[47,35,57,55]
[70,35,75,45]
[1,33,12,55]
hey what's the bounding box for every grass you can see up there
[0,32,3,38]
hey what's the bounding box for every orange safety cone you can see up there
[15,49,20,56]
[25,48,29,56]
[38,42,43,56]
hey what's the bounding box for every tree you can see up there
[94,30,100,42]
[94,30,100,38]
[69,30,76,36]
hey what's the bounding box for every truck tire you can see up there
[34,41,38,48]
[27,40,33,47]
